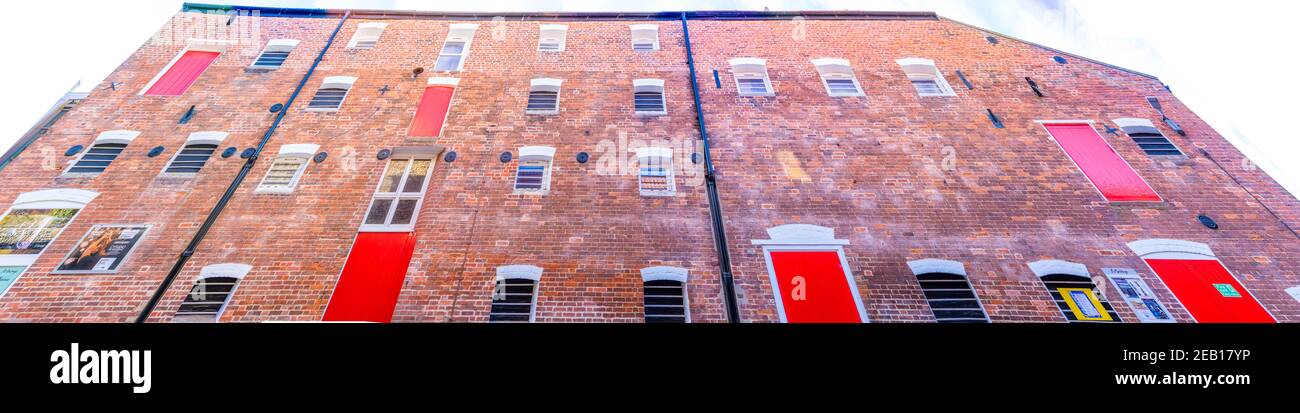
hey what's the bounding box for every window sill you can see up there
[358,226,415,233]
[738,93,776,98]
[58,172,102,179]
[526,110,559,116]
[635,111,668,117]
[254,187,297,195]
[513,190,550,196]
[304,108,340,113]
[916,92,957,98]
[640,191,676,198]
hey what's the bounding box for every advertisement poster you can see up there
[0,208,80,255]
[54,225,149,274]
[1102,268,1175,323]
[0,265,25,296]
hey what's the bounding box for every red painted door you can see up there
[1043,123,1161,202]
[322,232,418,322]
[144,51,220,96]
[1145,259,1275,323]
[769,251,863,323]
[408,86,455,137]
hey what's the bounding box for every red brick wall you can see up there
[0,11,1296,323]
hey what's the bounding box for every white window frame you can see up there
[750,224,869,323]
[513,146,555,195]
[641,266,690,323]
[347,22,388,49]
[537,24,568,52]
[636,146,675,197]
[63,130,141,177]
[730,58,773,97]
[632,78,667,116]
[0,189,99,299]
[1113,117,1185,156]
[249,39,299,70]
[358,148,443,233]
[1286,286,1300,304]
[526,78,562,115]
[896,57,956,97]
[433,24,478,72]
[174,263,251,323]
[160,131,228,177]
[629,24,659,51]
[139,38,233,96]
[305,76,357,112]
[812,58,864,97]
[1101,267,1176,323]
[492,265,543,323]
[255,143,318,194]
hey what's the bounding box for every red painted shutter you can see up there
[408,86,455,137]
[1145,259,1274,323]
[144,51,220,96]
[769,251,863,323]
[322,232,418,322]
[1043,123,1161,202]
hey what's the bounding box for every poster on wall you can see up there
[0,265,26,296]
[0,208,80,255]
[53,225,149,274]
[1102,268,1175,323]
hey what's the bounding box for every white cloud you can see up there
[1,0,1295,197]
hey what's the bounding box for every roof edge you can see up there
[182,3,937,21]
[939,16,1160,81]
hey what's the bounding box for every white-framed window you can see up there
[433,24,478,72]
[1028,260,1122,323]
[642,266,689,323]
[633,79,666,116]
[896,58,956,97]
[306,76,357,111]
[812,58,864,97]
[730,58,773,96]
[907,259,989,323]
[537,24,568,52]
[1287,286,1300,304]
[347,22,387,49]
[490,265,542,323]
[637,147,675,197]
[140,39,233,96]
[360,146,443,232]
[255,143,318,194]
[1113,118,1184,157]
[249,39,299,70]
[174,263,251,323]
[513,146,555,195]
[0,189,99,298]
[162,131,228,175]
[630,24,659,51]
[65,130,141,176]
[526,78,562,115]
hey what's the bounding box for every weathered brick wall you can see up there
[687,17,1300,323]
[1,10,1296,323]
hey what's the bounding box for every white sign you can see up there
[1103,268,1175,323]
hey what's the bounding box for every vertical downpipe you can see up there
[134,11,352,323]
[680,13,742,323]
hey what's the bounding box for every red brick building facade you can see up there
[0,4,1296,323]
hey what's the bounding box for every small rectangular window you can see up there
[630,24,659,51]
[644,280,687,323]
[308,88,349,111]
[348,23,387,49]
[916,273,990,323]
[249,40,298,70]
[163,143,219,174]
[897,58,956,97]
[514,160,551,193]
[813,59,863,97]
[175,277,240,320]
[911,79,944,95]
[638,149,675,197]
[256,156,310,193]
[538,25,568,52]
[433,41,466,71]
[489,278,537,323]
[736,78,769,95]
[634,92,665,114]
[66,142,127,175]
[1114,118,1183,156]
[527,91,559,114]
[361,157,434,231]
[824,78,862,96]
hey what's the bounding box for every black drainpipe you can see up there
[134,11,352,323]
[680,13,742,323]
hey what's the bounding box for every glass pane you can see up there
[378,159,409,193]
[433,55,461,71]
[390,199,419,225]
[401,160,431,193]
[364,199,393,225]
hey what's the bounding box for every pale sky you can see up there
[2,0,1296,197]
